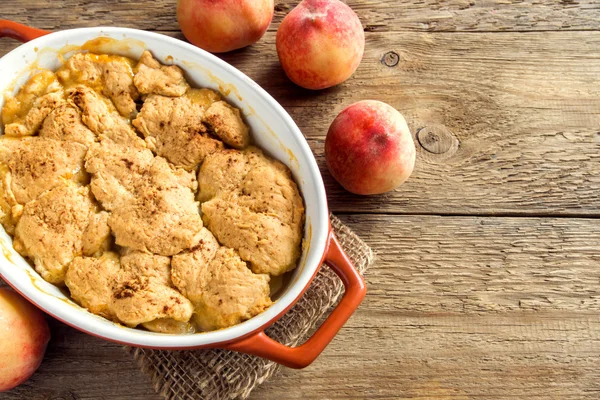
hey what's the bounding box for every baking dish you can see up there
[0,20,366,369]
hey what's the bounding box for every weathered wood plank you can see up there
[3,214,600,399]
[221,31,600,216]
[253,214,600,399]
[0,316,160,400]
[340,214,600,314]
[3,311,599,400]
[2,30,600,216]
[2,0,600,33]
[254,313,600,400]
[0,39,19,56]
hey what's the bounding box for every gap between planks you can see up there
[334,210,600,219]
[91,29,600,34]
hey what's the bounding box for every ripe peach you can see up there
[0,287,50,391]
[276,0,365,90]
[325,100,416,195]
[177,0,274,53]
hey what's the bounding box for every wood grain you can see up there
[255,313,600,399]
[255,215,600,399]
[0,312,159,400]
[6,29,599,216]
[216,31,600,216]
[1,0,600,398]
[3,214,600,399]
[2,0,600,32]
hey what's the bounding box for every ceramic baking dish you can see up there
[0,20,366,369]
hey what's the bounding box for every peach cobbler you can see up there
[0,50,304,333]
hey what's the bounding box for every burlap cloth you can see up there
[126,214,373,400]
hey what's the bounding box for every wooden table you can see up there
[2,1,600,399]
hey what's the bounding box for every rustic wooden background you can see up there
[2,0,600,399]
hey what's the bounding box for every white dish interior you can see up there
[0,28,328,348]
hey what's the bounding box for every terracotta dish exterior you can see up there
[0,20,366,369]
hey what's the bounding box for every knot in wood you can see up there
[381,51,400,67]
[416,125,456,154]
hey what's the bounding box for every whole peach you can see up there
[0,287,50,391]
[177,0,274,53]
[325,100,416,195]
[276,0,365,90]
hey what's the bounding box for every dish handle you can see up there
[225,227,367,369]
[0,20,50,42]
